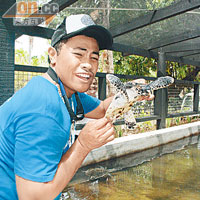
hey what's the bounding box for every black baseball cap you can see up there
[51,14,113,50]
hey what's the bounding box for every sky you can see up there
[15,35,50,57]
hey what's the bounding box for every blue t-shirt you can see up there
[0,76,100,200]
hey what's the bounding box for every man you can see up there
[0,14,151,199]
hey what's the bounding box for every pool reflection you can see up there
[62,135,200,200]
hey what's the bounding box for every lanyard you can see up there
[47,66,84,123]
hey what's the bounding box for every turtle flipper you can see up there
[146,76,174,91]
[124,110,136,130]
[137,76,174,95]
[106,74,129,100]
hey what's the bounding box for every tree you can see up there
[113,51,157,77]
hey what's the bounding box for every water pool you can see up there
[61,135,200,200]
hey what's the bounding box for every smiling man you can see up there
[0,14,153,200]
[0,14,116,200]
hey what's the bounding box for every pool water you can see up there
[62,135,200,200]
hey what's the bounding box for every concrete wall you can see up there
[82,121,200,166]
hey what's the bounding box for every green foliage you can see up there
[15,49,48,67]
[113,51,157,77]
[113,51,199,81]
[15,49,30,65]
[166,62,198,81]
[166,116,200,128]
[146,0,176,10]
[186,116,191,123]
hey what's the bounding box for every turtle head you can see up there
[164,76,174,85]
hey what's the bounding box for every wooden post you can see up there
[193,84,199,112]
[154,51,168,129]
[98,76,107,100]
[0,1,15,105]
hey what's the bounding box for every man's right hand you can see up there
[77,117,115,152]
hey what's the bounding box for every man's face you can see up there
[54,35,99,97]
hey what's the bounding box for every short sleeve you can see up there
[14,113,69,182]
[77,93,101,114]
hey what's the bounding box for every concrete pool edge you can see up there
[82,121,200,166]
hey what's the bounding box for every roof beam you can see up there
[164,43,200,53]
[111,43,157,59]
[166,50,200,61]
[53,0,79,11]
[163,52,200,67]
[167,49,200,54]
[111,43,200,67]
[110,0,200,38]
[148,29,200,50]
[15,26,54,39]
[180,51,200,58]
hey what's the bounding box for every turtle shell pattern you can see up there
[105,74,174,130]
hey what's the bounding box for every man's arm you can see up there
[16,138,89,200]
[16,117,115,200]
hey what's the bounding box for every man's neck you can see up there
[42,73,74,98]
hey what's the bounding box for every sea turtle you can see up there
[105,74,174,130]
